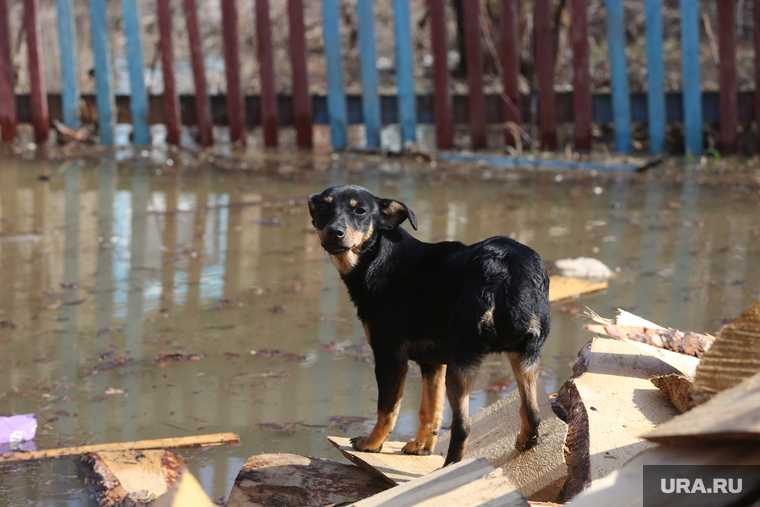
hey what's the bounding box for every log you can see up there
[556,337,685,501]
[547,276,607,304]
[226,453,391,507]
[691,300,760,406]
[328,436,443,485]
[433,380,568,502]
[77,450,185,506]
[0,433,239,462]
[151,471,215,507]
[650,374,693,413]
[351,458,528,507]
[645,371,760,444]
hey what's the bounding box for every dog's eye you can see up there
[355,207,367,215]
[318,205,328,212]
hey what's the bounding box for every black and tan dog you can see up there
[309,185,550,465]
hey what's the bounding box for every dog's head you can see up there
[308,185,417,261]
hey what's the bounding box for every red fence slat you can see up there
[0,0,15,143]
[287,0,312,148]
[462,0,486,150]
[183,0,213,146]
[158,0,181,145]
[571,0,591,151]
[533,0,557,150]
[257,0,278,147]
[221,0,246,145]
[717,0,737,154]
[499,0,520,147]
[23,0,48,143]
[428,0,453,149]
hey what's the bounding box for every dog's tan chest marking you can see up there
[329,223,373,276]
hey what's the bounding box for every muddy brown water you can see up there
[0,153,758,505]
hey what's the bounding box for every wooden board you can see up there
[650,374,692,413]
[645,371,760,444]
[691,300,760,406]
[151,471,215,507]
[434,380,568,502]
[351,458,528,507]
[617,338,700,378]
[226,453,390,507]
[328,436,443,485]
[585,324,714,358]
[77,450,184,506]
[548,276,607,304]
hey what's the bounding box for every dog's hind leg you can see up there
[403,363,446,456]
[507,351,541,451]
[443,362,479,465]
[351,357,408,453]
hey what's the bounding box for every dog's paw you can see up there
[402,439,432,456]
[350,436,383,453]
[514,433,539,451]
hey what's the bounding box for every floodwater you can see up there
[0,152,759,505]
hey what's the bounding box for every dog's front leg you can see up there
[350,357,408,453]
[403,363,446,456]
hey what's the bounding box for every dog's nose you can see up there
[326,226,345,238]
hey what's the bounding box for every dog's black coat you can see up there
[309,185,551,465]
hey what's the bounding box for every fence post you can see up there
[357,0,381,148]
[499,0,520,147]
[89,0,115,145]
[322,0,348,149]
[23,0,49,143]
[0,0,16,143]
[428,0,453,149]
[157,0,181,146]
[122,0,151,145]
[221,0,246,146]
[392,0,416,144]
[56,0,79,131]
[604,0,631,154]
[257,0,278,147]
[679,0,702,156]
[183,0,213,146]
[643,0,665,154]
[287,0,312,148]
[717,0,737,154]
[534,0,557,150]
[463,0,486,150]
[571,0,591,151]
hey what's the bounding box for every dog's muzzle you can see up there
[321,226,350,254]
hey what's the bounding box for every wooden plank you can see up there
[650,374,693,413]
[691,300,760,406]
[643,0,665,153]
[586,324,714,358]
[717,0,737,154]
[158,0,181,146]
[122,0,151,145]
[221,0,246,145]
[0,0,16,143]
[547,275,607,304]
[357,0,381,148]
[462,0,486,150]
[434,380,567,502]
[328,436,444,485]
[152,471,215,507]
[322,0,348,149]
[55,0,79,131]
[680,0,702,155]
[604,0,631,153]
[0,432,239,462]
[89,0,116,145]
[392,0,417,143]
[351,458,529,507]
[256,0,278,147]
[226,453,390,507]
[23,0,49,144]
[428,0,453,149]
[183,0,213,146]
[499,0,520,147]
[287,0,313,148]
[570,0,591,151]
[534,0,557,150]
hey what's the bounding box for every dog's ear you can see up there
[378,198,417,231]
[307,194,320,218]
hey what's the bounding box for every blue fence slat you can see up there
[88,0,114,145]
[604,0,631,154]
[643,0,665,154]
[321,0,348,149]
[357,0,380,147]
[680,0,702,156]
[392,0,416,144]
[121,0,150,145]
[56,0,78,130]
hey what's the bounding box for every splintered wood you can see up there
[547,276,607,304]
[351,458,528,507]
[151,471,215,507]
[433,380,568,502]
[650,374,693,413]
[327,437,444,485]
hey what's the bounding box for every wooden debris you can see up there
[328,436,443,485]
[650,374,693,413]
[691,300,760,406]
[556,337,685,501]
[614,309,663,329]
[151,471,215,507]
[645,371,760,444]
[77,450,185,506]
[0,433,239,462]
[226,453,391,507]
[350,458,528,507]
[433,380,568,502]
[547,276,607,304]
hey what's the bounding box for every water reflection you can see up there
[0,158,758,504]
